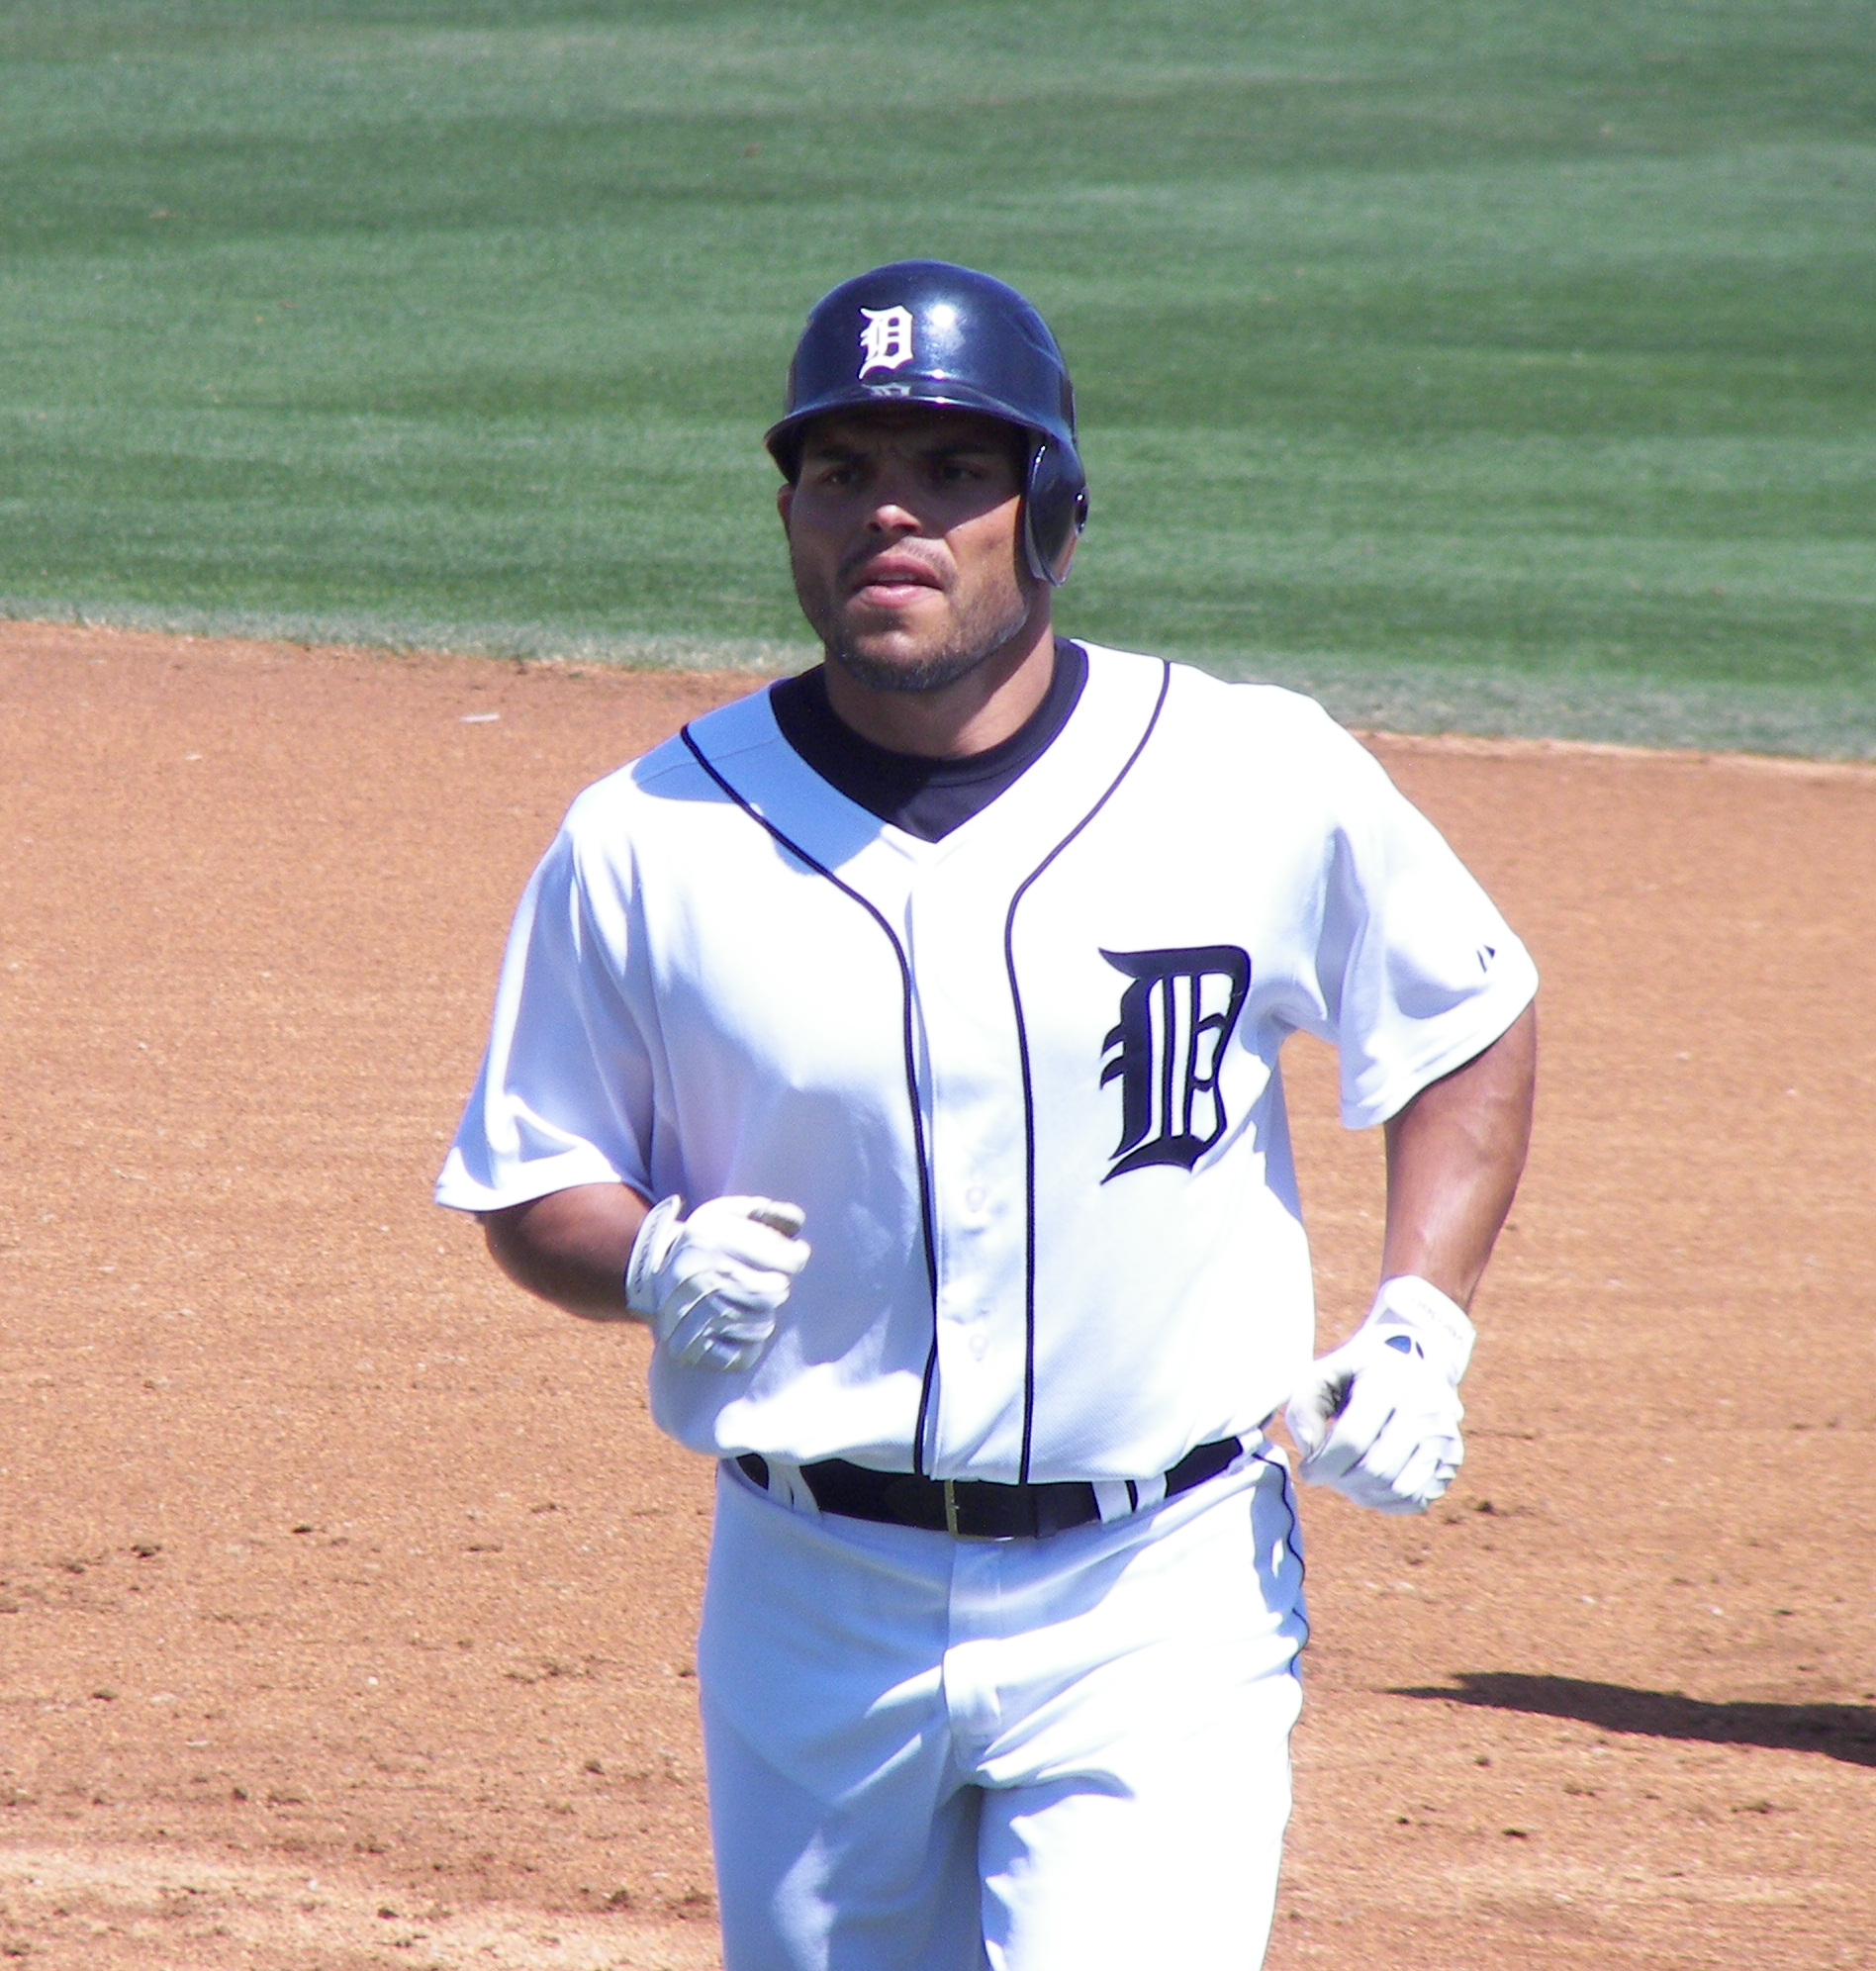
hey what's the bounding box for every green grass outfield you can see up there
[3,1,1871,754]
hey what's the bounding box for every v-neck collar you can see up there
[683,644,1171,890]
[766,638,1088,845]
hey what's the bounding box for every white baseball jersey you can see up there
[437,645,1537,1485]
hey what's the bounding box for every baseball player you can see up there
[438,261,1538,1969]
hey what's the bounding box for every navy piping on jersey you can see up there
[1002,659,1172,1483]
[1252,1443,1311,1660]
[677,726,945,1477]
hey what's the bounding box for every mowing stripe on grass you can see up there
[3,1,1870,749]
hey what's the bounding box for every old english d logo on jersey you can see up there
[858,306,915,376]
[1098,946,1251,1180]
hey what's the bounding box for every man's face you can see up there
[778,406,1040,695]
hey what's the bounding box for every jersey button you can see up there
[964,1185,987,1213]
[969,1329,988,1361]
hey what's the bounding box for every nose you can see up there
[865,501,919,538]
[861,457,927,537]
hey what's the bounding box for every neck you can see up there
[820,608,1058,759]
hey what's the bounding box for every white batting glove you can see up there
[1285,1275,1476,1515]
[624,1194,810,1373]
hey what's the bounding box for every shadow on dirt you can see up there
[1393,1673,1876,1767]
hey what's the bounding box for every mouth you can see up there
[844,554,945,609]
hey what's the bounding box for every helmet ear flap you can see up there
[1022,435,1088,587]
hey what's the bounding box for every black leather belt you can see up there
[732,1435,1244,1540]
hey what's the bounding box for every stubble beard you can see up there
[803,565,1039,699]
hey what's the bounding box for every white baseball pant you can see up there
[699,1443,1309,1970]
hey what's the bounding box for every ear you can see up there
[776,483,794,530]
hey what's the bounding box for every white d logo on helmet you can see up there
[858,306,915,377]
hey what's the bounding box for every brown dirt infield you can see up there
[1,619,1871,1970]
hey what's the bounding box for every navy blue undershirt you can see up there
[769,638,1088,843]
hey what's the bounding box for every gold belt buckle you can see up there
[943,1479,961,1539]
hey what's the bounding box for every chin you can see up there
[827,639,989,698]
[838,596,946,647]
[816,586,1035,698]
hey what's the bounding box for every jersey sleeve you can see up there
[434,816,657,1214]
[1304,717,1539,1130]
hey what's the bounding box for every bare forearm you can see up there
[1380,1003,1537,1309]
[481,1181,652,1320]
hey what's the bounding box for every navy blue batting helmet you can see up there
[765,260,1088,587]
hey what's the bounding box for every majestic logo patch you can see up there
[858,305,915,376]
[1099,945,1251,1180]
